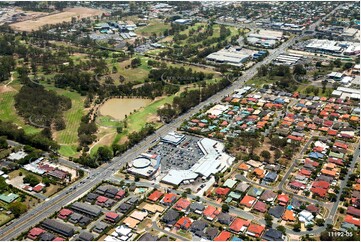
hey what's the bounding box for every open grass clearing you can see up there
[135,20,170,36]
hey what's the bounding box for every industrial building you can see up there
[274,53,303,66]
[206,49,251,67]
[332,87,360,100]
[305,39,343,54]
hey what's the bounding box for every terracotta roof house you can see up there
[174,198,191,211]
[175,216,192,230]
[310,187,327,198]
[28,228,46,240]
[253,201,267,213]
[148,190,164,202]
[58,209,73,220]
[203,205,220,221]
[238,163,250,171]
[214,231,231,241]
[246,223,265,238]
[161,193,177,206]
[215,187,231,196]
[229,218,250,233]
[96,196,108,206]
[277,194,290,206]
[105,212,120,223]
[289,181,306,190]
[344,215,360,227]
[282,210,296,222]
[299,168,312,177]
[240,195,257,208]
[115,190,125,200]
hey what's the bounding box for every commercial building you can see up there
[161,137,234,185]
[127,154,161,178]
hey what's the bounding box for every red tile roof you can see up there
[53,237,65,241]
[97,196,108,203]
[148,190,164,202]
[253,201,267,213]
[115,190,125,199]
[247,223,265,237]
[334,142,348,150]
[328,129,338,136]
[277,194,289,205]
[344,215,360,227]
[203,205,218,218]
[162,193,177,204]
[214,231,231,241]
[28,228,45,239]
[312,181,330,189]
[289,181,306,190]
[310,187,327,197]
[58,209,73,219]
[230,217,250,232]
[299,169,312,176]
[240,195,256,208]
[287,135,302,141]
[174,198,191,211]
[33,184,44,193]
[215,187,231,196]
[105,212,119,220]
[175,216,192,229]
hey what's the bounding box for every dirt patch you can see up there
[146,114,159,123]
[10,7,105,32]
[0,85,16,94]
[99,98,152,120]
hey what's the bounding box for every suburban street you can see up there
[0,3,347,240]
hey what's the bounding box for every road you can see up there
[326,145,360,224]
[0,4,344,240]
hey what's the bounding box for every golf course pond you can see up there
[99,98,152,120]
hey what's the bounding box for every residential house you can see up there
[214,231,231,241]
[175,217,192,230]
[268,205,285,219]
[173,198,191,212]
[161,209,180,226]
[240,195,257,208]
[229,218,250,233]
[246,223,265,238]
[262,228,285,241]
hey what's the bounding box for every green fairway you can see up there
[58,145,78,157]
[0,90,40,134]
[135,20,170,36]
[53,90,85,156]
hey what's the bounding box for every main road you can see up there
[0,4,343,240]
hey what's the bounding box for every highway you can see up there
[0,4,345,240]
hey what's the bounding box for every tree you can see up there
[293,64,306,75]
[264,213,273,227]
[293,221,301,231]
[276,225,286,235]
[23,174,40,187]
[315,218,325,226]
[0,177,8,193]
[260,150,271,161]
[221,204,229,213]
[131,57,141,68]
[96,146,113,162]
[8,202,27,218]
[0,136,8,149]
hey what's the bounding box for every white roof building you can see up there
[161,138,234,185]
[298,210,314,225]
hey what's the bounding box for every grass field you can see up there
[53,90,85,157]
[135,20,170,36]
[0,90,40,134]
[0,213,12,227]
